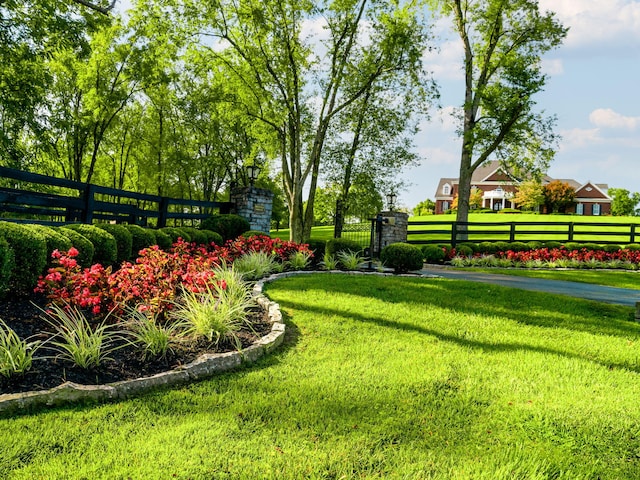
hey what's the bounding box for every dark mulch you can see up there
[0,293,271,396]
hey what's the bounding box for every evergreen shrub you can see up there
[201,229,223,246]
[380,243,424,273]
[65,224,117,266]
[97,224,133,264]
[57,227,94,267]
[201,214,250,241]
[0,222,47,293]
[26,225,72,265]
[149,229,172,251]
[0,236,14,296]
[124,225,157,259]
[421,244,446,264]
[326,238,361,256]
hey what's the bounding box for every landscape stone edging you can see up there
[0,285,284,415]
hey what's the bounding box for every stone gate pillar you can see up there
[230,186,274,233]
[372,211,409,256]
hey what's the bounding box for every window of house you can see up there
[442,201,450,212]
[576,203,584,215]
[443,184,451,195]
[493,201,502,211]
[593,203,601,216]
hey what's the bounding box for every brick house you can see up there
[434,160,612,215]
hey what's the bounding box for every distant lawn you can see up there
[2,274,639,478]
[270,225,335,242]
[466,268,640,290]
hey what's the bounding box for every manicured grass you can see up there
[270,225,335,242]
[2,274,640,478]
[467,268,640,290]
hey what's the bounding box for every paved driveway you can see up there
[419,267,640,307]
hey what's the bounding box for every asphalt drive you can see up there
[419,266,640,307]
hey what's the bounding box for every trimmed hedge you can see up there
[148,229,173,251]
[421,244,446,264]
[380,243,424,273]
[124,225,157,259]
[0,222,47,293]
[57,227,95,267]
[179,227,208,245]
[201,229,223,246]
[201,214,250,241]
[241,230,270,238]
[0,235,14,297]
[158,227,184,243]
[26,224,72,265]
[97,224,133,264]
[326,238,362,256]
[64,224,117,266]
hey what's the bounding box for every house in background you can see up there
[434,160,612,216]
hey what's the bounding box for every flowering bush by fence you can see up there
[36,237,312,317]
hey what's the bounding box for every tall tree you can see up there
[543,180,574,213]
[609,188,640,217]
[429,0,567,238]
[514,178,544,211]
[177,0,432,242]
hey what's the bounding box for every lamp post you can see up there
[386,191,397,211]
[246,162,261,186]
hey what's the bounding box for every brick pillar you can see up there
[230,186,274,233]
[372,211,409,257]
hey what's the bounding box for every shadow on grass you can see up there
[279,298,640,375]
[275,274,639,340]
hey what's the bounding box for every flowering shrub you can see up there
[448,245,640,270]
[36,236,313,318]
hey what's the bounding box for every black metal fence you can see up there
[407,219,640,247]
[0,166,232,227]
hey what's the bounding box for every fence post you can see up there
[568,222,574,242]
[631,224,636,244]
[451,222,457,248]
[509,223,516,242]
[158,197,169,228]
[81,184,95,224]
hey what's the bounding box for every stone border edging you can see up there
[0,285,285,415]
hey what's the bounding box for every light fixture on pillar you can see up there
[246,161,261,186]
[386,191,397,211]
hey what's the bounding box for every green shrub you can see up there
[623,243,640,251]
[57,227,95,267]
[455,244,474,258]
[421,245,446,264]
[201,229,224,246]
[477,242,498,254]
[180,227,208,245]
[497,208,521,214]
[0,222,47,293]
[65,224,117,266]
[158,227,183,243]
[380,243,424,273]
[563,242,581,251]
[97,224,133,264]
[602,244,621,253]
[458,242,479,253]
[492,241,511,253]
[306,239,327,267]
[543,241,562,249]
[0,236,14,297]
[438,244,454,258]
[201,214,250,241]
[148,229,172,251]
[124,225,157,259]
[25,225,72,265]
[507,242,529,252]
[581,243,601,252]
[326,238,362,256]
[527,241,543,250]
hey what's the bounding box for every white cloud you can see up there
[423,39,464,80]
[541,58,564,76]
[538,0,640,50]
[558,127,602,150]
[589,108,640,130]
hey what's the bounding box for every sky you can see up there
[401,0,640,210]
[115,1,640,211]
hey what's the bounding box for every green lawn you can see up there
[2,273,639,478]
[465,268,640,290]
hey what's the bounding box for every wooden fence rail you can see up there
[407,220,640,247]
[0,166,231,227]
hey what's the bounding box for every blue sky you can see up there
[402,0,640,209]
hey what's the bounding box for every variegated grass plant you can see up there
[0,319,42,378]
